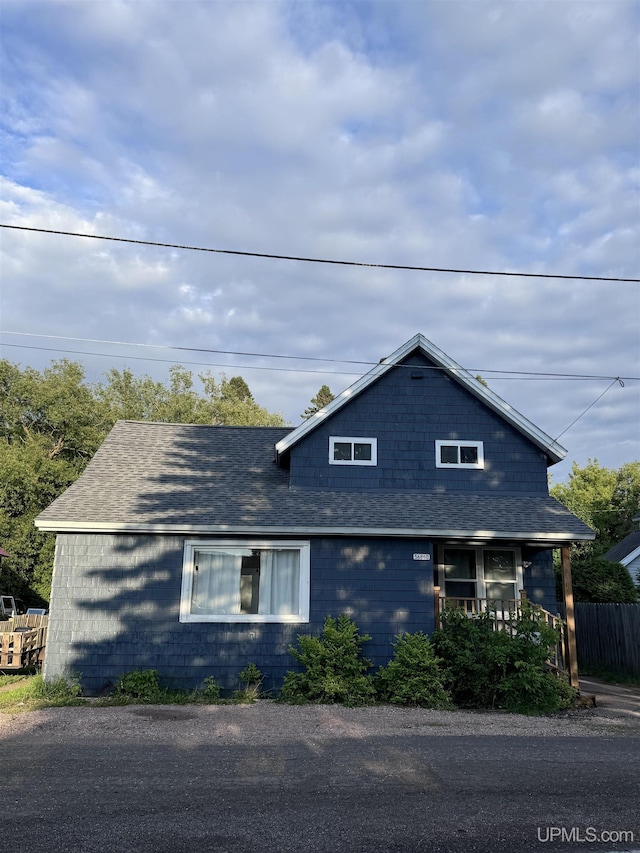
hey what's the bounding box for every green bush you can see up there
[431,604,576,715]
[376,632,453,708]
[570,557,638,603]
[280,614,376,706]
[114,669,164,703]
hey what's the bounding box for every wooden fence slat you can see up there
[575,603,640,676]
[0,615,48,670]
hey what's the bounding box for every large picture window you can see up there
[180,540,310,623]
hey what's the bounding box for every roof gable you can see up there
[275,333,567,465]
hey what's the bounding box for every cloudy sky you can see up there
[1,0,638,482]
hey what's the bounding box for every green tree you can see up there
[551,460,640,554]
[0,359,104,602]
[551,459,640,602]
[201,373,285,426]
[0,358,285,602]
[301,384,334,420]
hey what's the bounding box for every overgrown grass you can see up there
[0,674,84,713]
[95,669,223,706]
[0,674,30,690]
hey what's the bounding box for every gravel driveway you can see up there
[1,676,638,743]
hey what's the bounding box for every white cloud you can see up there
[0,0,638,475]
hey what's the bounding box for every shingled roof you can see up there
[35,421,594,544]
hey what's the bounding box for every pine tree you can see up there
[301,385,334,420]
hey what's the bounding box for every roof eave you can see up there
[34,518,595,543]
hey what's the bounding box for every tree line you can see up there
[0,358,287,603]
[0,357,637,605]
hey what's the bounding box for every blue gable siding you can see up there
[289,352,549,494]
[46,533,435,695]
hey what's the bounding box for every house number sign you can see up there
[412,553,431,561]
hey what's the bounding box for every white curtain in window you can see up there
[192,550,242,615]
[259,549,299,615]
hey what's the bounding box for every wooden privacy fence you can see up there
[574,603,640,676]
[0,614,48,670]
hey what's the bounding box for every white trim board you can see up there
[34,518,594,542]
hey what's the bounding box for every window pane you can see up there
[486,583,517,601]
[440,445,459,464]
[258,549,300,616]
[192,549,243,615]
[460,445,478,464]
[333,442,352,460]
[444,580,477,600]
[484,550,516,581]
[443,549,476,579]
[353,442,372,461]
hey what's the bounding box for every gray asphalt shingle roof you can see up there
[604,531,640,563]
[35,421,594,542]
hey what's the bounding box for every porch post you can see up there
[561,546,580,690]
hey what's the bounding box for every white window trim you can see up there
[437,545,523,607]
[179,539,311,623]
[329,436,378,466]
[435,440,484,469]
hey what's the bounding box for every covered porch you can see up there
[434,546,579,687]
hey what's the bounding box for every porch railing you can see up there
[435,589,565,673]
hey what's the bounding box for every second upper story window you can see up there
[435,440,484,469]
[329,436,378,466]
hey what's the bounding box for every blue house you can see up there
[36,334,593,694]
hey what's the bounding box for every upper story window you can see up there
[435,440,484,469]
[180,540,310,623]
[329,436,378,466]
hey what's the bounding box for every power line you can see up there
[554,378,624,442]
[2,223,638,283]
[0,342,362,377]
[2,332,639,382]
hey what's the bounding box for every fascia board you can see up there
[34,518,595,542]
[274,336,419,458]
[275,333,566,464]
[619,544,640,567]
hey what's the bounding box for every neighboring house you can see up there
[604,513,640,585]
[35,334,594,694]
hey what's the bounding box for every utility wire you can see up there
[0,342,630,445]
[554,378,624,442]
[2,223,638,283]
[2,333,639,382]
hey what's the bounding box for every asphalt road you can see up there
[2,721,639,853]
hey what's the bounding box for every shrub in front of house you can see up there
[279,614,376,706]
[431,604,577,715]
[375,632,453,709]
[232,663,264,704]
